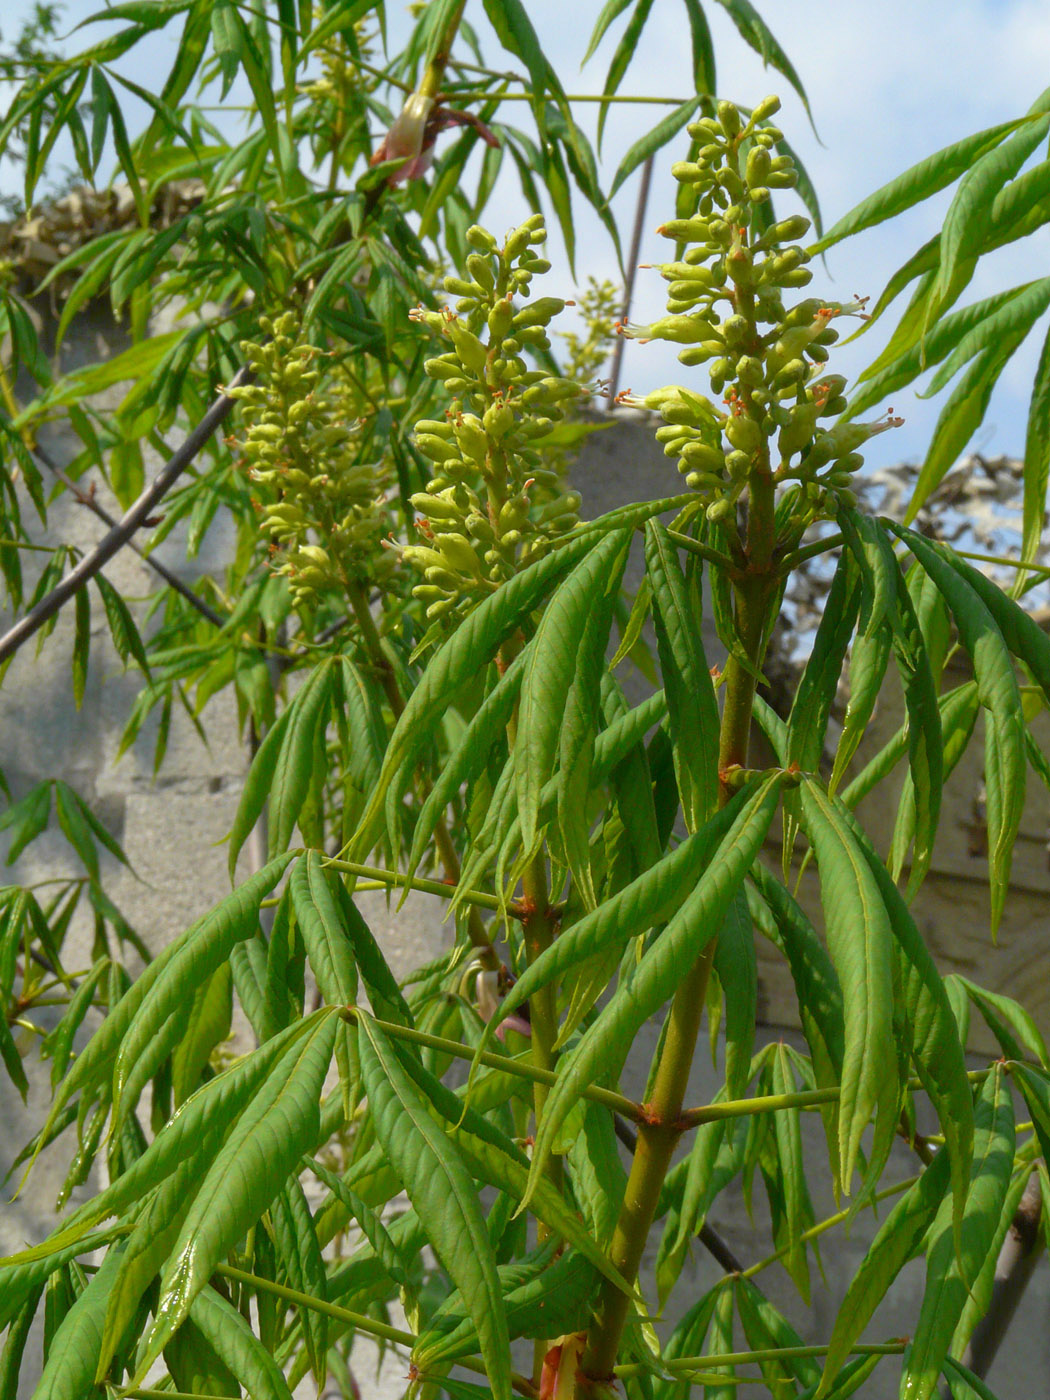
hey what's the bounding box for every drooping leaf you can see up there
[356,1012,512,1400]
[525,774,783,1205]
[901,1066,1015,1400]
[515,529,630,853]
[645,521,720,831]
[798,779,899,1194]
[136,1010,338,1375]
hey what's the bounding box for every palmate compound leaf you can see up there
[132,1008,339,1381]
[353,497,690,861]
[522,773,784,1210]
[645,520,720,833]
[356,1011,512,1400]
[884,522,1026,935]
[901,1065,1015,1400]
[515,528,631,855]
[22,854,295,1187]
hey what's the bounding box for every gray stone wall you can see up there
[1,307,1047,1397]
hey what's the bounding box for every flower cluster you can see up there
[403,215,587,625]
[618,96,900,526]
[229,312,396,607]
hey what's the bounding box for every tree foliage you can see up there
[0,5,1048,1400]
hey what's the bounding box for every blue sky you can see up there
[4,0,1050,473]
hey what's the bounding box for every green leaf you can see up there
[187,1286,294,1400]
[846,283,1032,419]
[922,275,1050,400]
[270,1175,328,1384]
[612,101,703,201]
[473,780,765,1076]
[357,1012,512,1400]
[832,799,974,1228]
[555,534,631,904]
[909,342,1019,517]
[645,521,720,831]
[901,1066,1015,1400]
[525,774,783,1206]
[817,1149,951,1396]
[0,783,51,864]
[931,96,1050,324]
[111,853,295,1126]
[712,890,756,1101]
[71,585,90,711]
[31,1245,124,1400]
[227,660,334,877]
[712,0,811,122]
[354,530,600,857]
[94,573,149,672]
[138,1010,338,1375]
[811,118,1022,253]
[1021,319,1050,570]
[798,779,899,1194]
[290,851,357,1007]
[787,549,861,774]
[515,529,630,853]
[582,0,634,64]
[595,0,654,151]
[884,523,1026,934]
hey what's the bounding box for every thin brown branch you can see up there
[0,366,251,665]
[30,440,227,629]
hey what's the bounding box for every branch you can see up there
[30,440,227,629]
[613,1116,745,1274]
[0,366,251,666]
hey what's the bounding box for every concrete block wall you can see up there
[1,310,1047,1396]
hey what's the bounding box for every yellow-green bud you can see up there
[717,101,741,138]
[750,95,781,123]
[447,323,488,372]
[725,413,762,454]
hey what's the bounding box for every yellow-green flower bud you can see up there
[657,218,711,242]
[750,95,781,124]
[717,101,742,138]
[466,224,498,253]
[437,533,482,576]
[513,297,566,328]
[466,252,496,292]
[725,413,762,454]
[483,401,515,440]
[415,434,460,464]
[447,322,488,373]
[488,297,514,341]
[453,414,489,461]
[725,449,751,478]
[745,147,772,187]
[680,441,726,474]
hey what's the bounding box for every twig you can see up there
[30,439,226,629]
[607,153,653,404]
[0,367,251,665]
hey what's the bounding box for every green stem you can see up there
[338,1007,646,1120]
[741,1175,919,1280]
[324,857,506,913]
[216,1264,538,1397]
[615,1340,906,1375]
[663,529,740,574]
[417,0,467,100]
